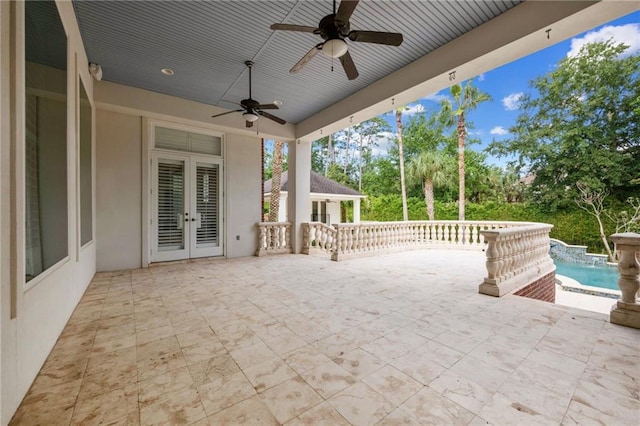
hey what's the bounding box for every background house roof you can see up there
[264,171,362,197]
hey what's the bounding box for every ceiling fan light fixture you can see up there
[243,111,259,122]
[322,38,348,58]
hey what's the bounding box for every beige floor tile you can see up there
[91,332,136,354]
[188,352,241,387]
[176,327,218,349]
[570,379,640,425]
[401,387,476,425]
[137,348,188,382]
[138,365,195,406]
[139,387,206,425]
[286,401,350,426]
[328,381,394,426]
[362,365,423,406]
[282,345,332,375]
[71,384,138,425]
[136,324,175,346]
[301,361,357,399]
[478,392,556,426]
[390,350,447,386]
[207,395,280,425]
[376,407,422,426]
[242,358,298,393]
[12,252,640,426]
[182,339,226,366]
[229,340,278,370]
[259,376,323,424]
[333,348,385,380]
[198,371,257,416]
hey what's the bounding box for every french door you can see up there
[151,152,223,262]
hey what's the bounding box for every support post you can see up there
[287,139,311,254]
[609,233,640,329]
[353,198,361,223]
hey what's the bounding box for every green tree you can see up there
[439,80,492,220]
[489,40,640,208]
[407,151,455,220]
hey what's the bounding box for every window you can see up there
[79,80,92,246]
[25,0,68,282]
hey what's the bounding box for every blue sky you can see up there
[376,10,640,167]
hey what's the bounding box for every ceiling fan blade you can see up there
[348,31,403,46]
[339,50,359,80]
[211,109,243,119]
[336,0,360,26]
[270,23,318,33]
[257,104,279,110]
[259,111,286,125]
[290,44,321,74]
[246,120,254,128]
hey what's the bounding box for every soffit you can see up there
[71,0,521,127]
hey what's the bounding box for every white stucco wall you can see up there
[96,109,142,271]
[225,133,262,258]
[95,103,264,270]
[1,2,96,423]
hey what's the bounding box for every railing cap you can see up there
[480,223,553,238]
[610,232,640,247]
[256,221,292,226]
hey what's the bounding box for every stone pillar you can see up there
[287,139,311,254]
[609,232,640,329]
[353,198,361,223]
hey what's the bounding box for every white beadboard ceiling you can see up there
[71,0,522,125]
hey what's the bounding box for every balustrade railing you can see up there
[302,222,337,256]
[324,221,529,261]
[478,223,555,297]
[255,222,292,256]
[609,232,640,329]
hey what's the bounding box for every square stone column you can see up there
[609,232,640,329]
[353,198,361,223]
[287,140,311,253]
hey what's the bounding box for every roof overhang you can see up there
[295,1,640,141]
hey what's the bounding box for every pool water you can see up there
[554,260,619,290]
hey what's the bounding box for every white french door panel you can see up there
[190,157,223,258]
[151,153,190,262]
[151,153,223,262]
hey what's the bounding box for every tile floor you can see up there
[10,250,640,425]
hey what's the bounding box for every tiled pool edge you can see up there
[556,274,621,299]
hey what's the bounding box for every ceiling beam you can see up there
[95,81,296,141]
[295,0,639,141]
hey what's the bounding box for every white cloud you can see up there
[490,126,509,136]
[371,131,395,157]
[477,73,486,81]
[403,103,425,115]
[502,92,523,111]
[422,92,449,103]
[567,23,640,57]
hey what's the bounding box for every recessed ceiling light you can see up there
[273,100,283,106]
[161,68,174,76]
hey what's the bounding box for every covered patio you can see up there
[11,251,640,425]
[2,0,640,424]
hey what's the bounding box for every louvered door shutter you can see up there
[157,159,185,251]
[195,162,219,247]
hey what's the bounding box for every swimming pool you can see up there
[554,260,619,290]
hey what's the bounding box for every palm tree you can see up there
[395,108,409,221]
[408,151,454,220]
[439,80,491,220]
[268,141,284,222]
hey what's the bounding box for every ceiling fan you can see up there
[211,61,286,128]
[270,0,403,80]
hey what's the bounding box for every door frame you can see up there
[142,118,225,267]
